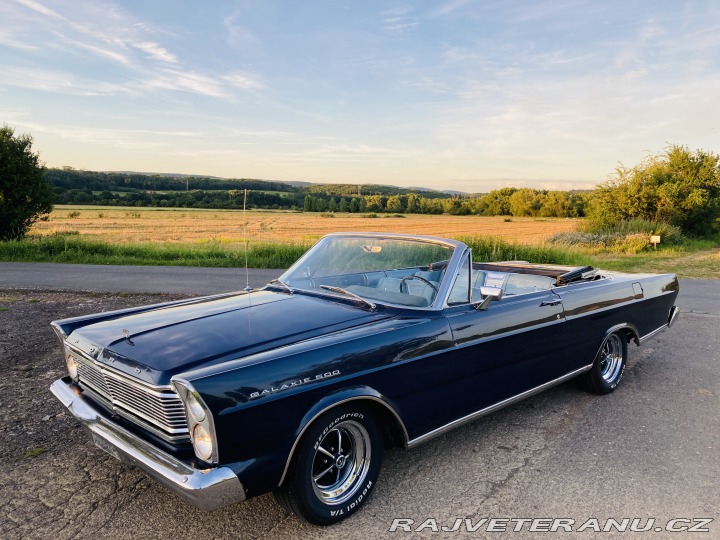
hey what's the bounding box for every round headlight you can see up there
[187,392,206,422]
[65,349,79,380]
[192,424,213,461]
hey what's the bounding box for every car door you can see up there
[442,257,570,419]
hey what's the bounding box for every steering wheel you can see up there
[400,275,439,294]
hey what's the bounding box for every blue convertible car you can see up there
[50,233,679,524]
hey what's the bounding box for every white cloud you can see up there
[381,7,419,34]
[1,66,136,96]
[7,118,212,154]
[0,28,38,50]
[133,41,178,64]
[56,33,132,65]
[223,10,262,50]
[223,72,265,90]
[427,0,473,18]
[145,68,228,98]
[14,0,63,20]
[7,1,181,71]
[639,19,665,41]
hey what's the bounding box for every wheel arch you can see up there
[278,386,409,486]
[604,322,640,348]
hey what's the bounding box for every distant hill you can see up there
[104,170,224,179]
[406,186,466,196]
[99,172,445,196]
[305,183,448,199]
[280,180,313,188]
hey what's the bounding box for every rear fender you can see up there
[603,323,640,348]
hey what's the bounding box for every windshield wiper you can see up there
[319,285,376,311]
[268,279,294,293]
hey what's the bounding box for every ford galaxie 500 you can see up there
[50,233,679,524]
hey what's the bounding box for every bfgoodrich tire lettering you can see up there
[274,405,383,525]
[581,331,628,395]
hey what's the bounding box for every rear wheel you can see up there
[580,332,627,394]
[274,405,383,525]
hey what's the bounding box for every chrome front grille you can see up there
[71,349,189,442]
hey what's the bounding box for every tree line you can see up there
[302,189,589,217]
[46,168,294,194]
[48,168,590,217]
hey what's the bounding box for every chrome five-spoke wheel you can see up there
[599,333,624,383]
[312,420,371,505]
[580,330,628,394]
[274,406,383,525]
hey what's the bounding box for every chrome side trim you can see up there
[50,378,245,511]
[278,395,410,486]
[406,364,593,448]
[639,323,669,344]
[639,305,678,343]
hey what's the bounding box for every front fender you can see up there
[278,385,409,486]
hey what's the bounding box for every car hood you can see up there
[71,290,387,384]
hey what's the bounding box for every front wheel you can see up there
[274,405,383,525]
[580,332,627,394]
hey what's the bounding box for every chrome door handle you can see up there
[540,299,563,306]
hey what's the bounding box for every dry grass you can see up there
[31,206,581,246]
[593,247,720,279]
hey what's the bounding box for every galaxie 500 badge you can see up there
[249,370,341,399]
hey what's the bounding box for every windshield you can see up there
[276,235,456,308]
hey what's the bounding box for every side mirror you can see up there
[475,286,503,311]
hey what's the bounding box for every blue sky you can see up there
[1,1,719,191]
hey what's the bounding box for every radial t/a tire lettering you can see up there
[274,405,383,525]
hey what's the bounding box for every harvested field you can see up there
[31,206,581,246]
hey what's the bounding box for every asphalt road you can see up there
[1,261,717,315]
[0,262,282,295]
[1,264,718,539]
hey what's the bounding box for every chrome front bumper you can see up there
[50,377,246,511]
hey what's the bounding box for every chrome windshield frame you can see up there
[276,232,470,311]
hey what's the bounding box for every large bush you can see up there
[0,125,53,240]
[587,145,720,236]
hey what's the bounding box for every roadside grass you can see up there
[1,232,717,278]
[0,234,307,269]
[0,233,592,268]
[588,236,720,279]
[460,236,591,266]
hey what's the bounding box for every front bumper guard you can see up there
[50,377,246,511]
